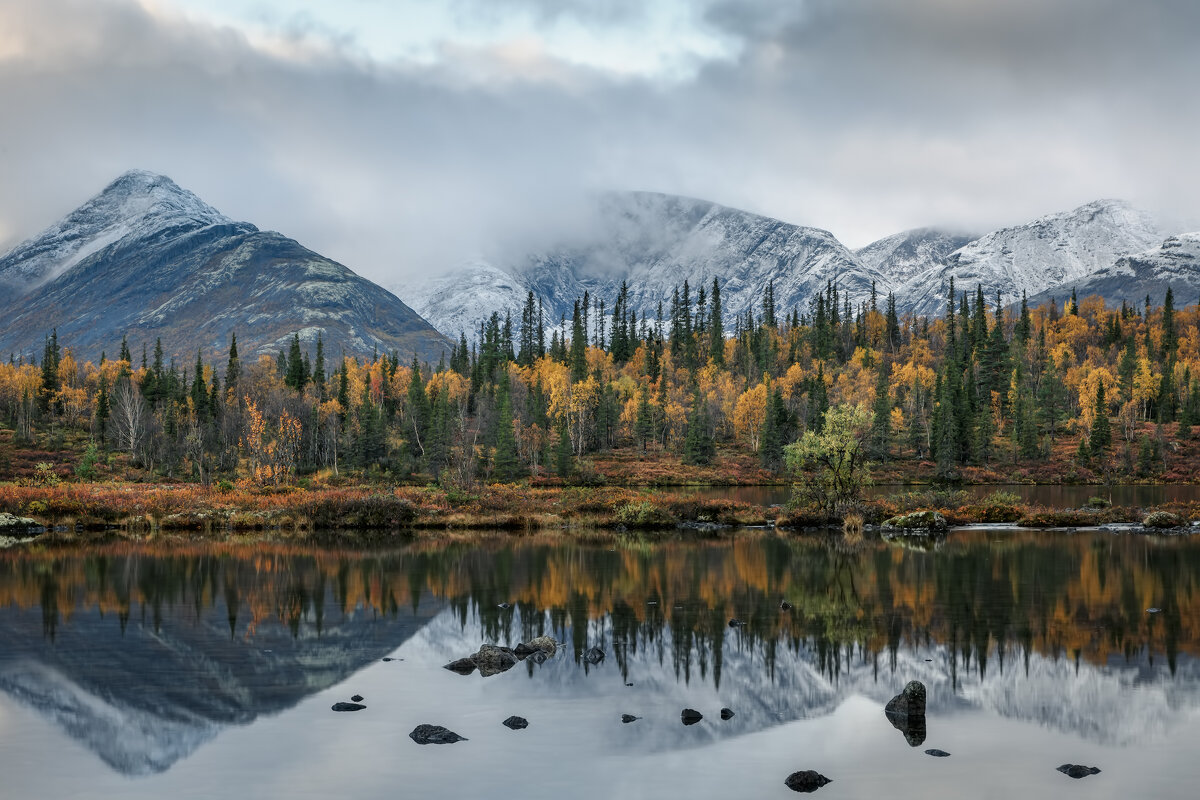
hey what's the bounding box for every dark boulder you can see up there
[350,694,364,702]
[885,681,927,717]
[444,658,477,675]
[513,642,536,658]
[502,716,529,730]
[720,708,735,720]
[584,646,606,664]
[780,600,794,611]
[528,651,548,665]
[621,714,640,724]
[681,708,703,725]
[925,749,951,757]
[728,618,746,627]
[885,681,927,746]
[331,702,366,712]
[784,771,831,793]
[409,725,467,745]
[473,644,519,677]
[1057,764,1101,779]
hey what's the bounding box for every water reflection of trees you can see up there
[1,531,1198,682]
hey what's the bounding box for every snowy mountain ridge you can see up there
[401,195,1178,337]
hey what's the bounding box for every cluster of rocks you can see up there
[444,636,559,677]
[0,513,43,546]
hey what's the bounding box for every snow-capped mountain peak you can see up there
[0,170,234,295]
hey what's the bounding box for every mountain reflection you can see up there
[1,531,1198,773]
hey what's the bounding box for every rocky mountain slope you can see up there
[896,199,1163,316]
[1026,232,1200,310]
[404,195,1179,337]
[404,191,888,338]
[0,171,450,364]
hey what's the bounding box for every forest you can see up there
[2,277,1200,497]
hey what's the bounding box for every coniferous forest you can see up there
[3,278,1200,501]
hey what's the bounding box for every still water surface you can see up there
[1,531,1199,799]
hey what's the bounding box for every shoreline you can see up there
[2,481,1199,545]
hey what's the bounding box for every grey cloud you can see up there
[0,0,1197,291]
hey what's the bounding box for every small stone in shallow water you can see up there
[350,695,364,702]
[331,702,366,712]
[621,714,640,723]
[502,716,529,730]
[409,725,467,745]
[497,602,511,609]
[720,708,735,720]
[1057,764,1101,779]
[681,708,703,725]
[381,657,396,662]
[784,771,831,793]
[584,646,606,664]
[780,600,794,611]
[444,658,477,675]
[1148,607,1161,613]
[728,618,746,627]
[925,749,951,757]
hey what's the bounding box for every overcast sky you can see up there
[1,0,1198,286]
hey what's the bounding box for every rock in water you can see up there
[472,644,519,677]
[681,709,703,725]
[526,635,558,654]
[885,681,927,717]
[885,681,928,746]
[1057,764,1101,779]
[925,749,951,757]
[350,695,364,702]
[720,708,735,720]
[331,702,366,712]
[780,600,794,611]
[409,725,467,745]
[443,658,477,675]
[502,716,529,730]
[784,771,832,793]
[621,714,640,724]
[584,646,606,664]
[728,618,746,627]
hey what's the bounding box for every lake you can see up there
[1,530,1199,799]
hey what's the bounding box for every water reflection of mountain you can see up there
[1,532,1198,772]
[0,549,444,776]
[405,605,1200,751]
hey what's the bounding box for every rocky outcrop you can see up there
[885,681,928,746]
[784,771,831,793]
[408,725,467,745]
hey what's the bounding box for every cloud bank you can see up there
[0,0,1197,287]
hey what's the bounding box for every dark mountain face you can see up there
[0,171,450,364]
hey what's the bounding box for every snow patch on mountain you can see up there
[0,170,234,295]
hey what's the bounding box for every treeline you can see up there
[2,276,1199,486]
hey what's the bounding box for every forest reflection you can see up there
[2,530,1197,687]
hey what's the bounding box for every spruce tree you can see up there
[1090,381,1112,458]
[709,278,725,366]
[569,300,588,382]
[492,380,521,481]
[225,332,240,400]
[870,360,892,459]
[554,422,574,478]
[682,390,715,466]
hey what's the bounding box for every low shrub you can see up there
[614,501,676,529]
[1143,511,1185,529]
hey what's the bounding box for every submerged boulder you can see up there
[784,771,831,793]
[443,658,477,675]
[621,714,640,724]
[720,708,735,720]
[331,702,366,712]
[502,716,529,730]
[409,725,467,745]
[584,646,606,664]
[925,749,951,758]
[681,708,703,725]
[1057,764,1101,779]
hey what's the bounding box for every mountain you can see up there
[854,228,972,289]
[897,199,1163,317]
[403,191,887,337]
[1026,233,1200,310]
[0,171,450,364]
